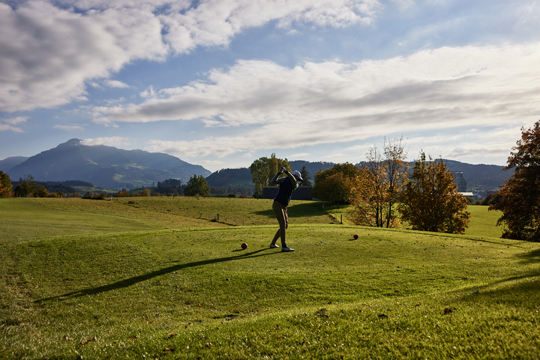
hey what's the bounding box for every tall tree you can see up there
[300,166,311,186]
[398,152,471,234]
[13,175,36,197]
[0,171,12,197]
[250,154,290,197]
[489,120,540,241]
[184,175,210,196]
[349,138,409,228]
[312,163,360,205]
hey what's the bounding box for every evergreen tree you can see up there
[300,166,311,186]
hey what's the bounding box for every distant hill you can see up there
[207,159,508,190]
[354,159,509,189]
[0,156,29,172]
[7,139,211,190]
[290,160,335,181]
[206,168,252,186]
[440,160,510,189]
[205,161,335,186]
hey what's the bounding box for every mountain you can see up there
[0,156,29,172]
[290,160,335,180]
[7,139,211,190]
[206,168,252,186]
[439,160,510,189]
[354,159,509,190]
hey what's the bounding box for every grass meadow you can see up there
[0,198,539,359]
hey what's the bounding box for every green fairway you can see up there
[465,205,504,238]
[1,198,539,359]
[0,198,155,244]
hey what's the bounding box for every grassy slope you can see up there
[1,198,539,359]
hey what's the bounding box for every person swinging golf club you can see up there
[269,166,303,252]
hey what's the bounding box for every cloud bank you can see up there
[94,43,540,158]
[81,136,131,147]
[0,0,379,112]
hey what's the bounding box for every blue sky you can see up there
[1,0,540,172]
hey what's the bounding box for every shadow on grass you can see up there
[517,248,540,264]
[458,267,540,306]
[36,248,280,303]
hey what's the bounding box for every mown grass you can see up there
[325,203,503,237]
[1,198,539,359]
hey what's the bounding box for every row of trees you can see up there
[0,174,57,198]
[310,138,471,234]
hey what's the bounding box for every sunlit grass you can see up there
[0,198,539,359]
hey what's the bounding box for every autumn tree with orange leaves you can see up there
[348,138,409,228]
[399,152,470,234]
[490,120,540,241]
[0,171,12,198]
[311,163,360,206]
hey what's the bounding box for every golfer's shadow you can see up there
[36,248,278,303]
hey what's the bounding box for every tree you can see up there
[311,163,361,205]
[140,189,151,197]
[349,138,409,228]
[13,175,37,197]
[116,189,130,197]
[398,152,471,234]
[300,166,312,186]
[250,154,290,197]
[489,120,540,241]
[0,171,12,197]
[34,185,49,198]
[184,175,210,196]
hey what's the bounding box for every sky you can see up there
[1,0,540,172]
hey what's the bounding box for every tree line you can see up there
[249,121,540,240]
[307,138,471,234]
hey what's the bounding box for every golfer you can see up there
[269,167,303,252]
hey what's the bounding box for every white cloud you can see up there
[98,43,540,159]
[54,124,86,131]
[140,86,157,99]
[81,136,131,147]
[0,116,27,132]
[290,153,310,159]
[104,80,130,88]
[160,0,379,54]
[3,116,27,125]
[0,0,378,113]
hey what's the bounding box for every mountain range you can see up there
[1,139,211,190]
[0,139,510,191]
[207,160,511,190]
